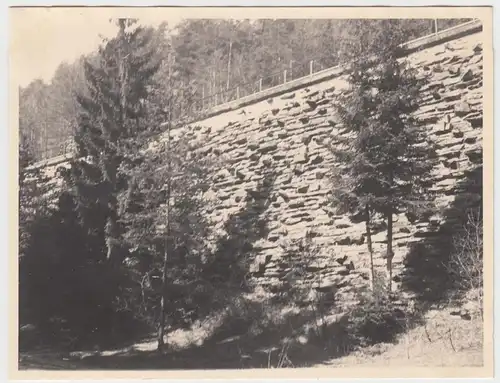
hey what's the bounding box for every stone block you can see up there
[454,101,471,116]
[297,185,309,194]
[461,68,474,82]
[257,141,277,154]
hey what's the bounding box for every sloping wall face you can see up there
[36,28,483,307]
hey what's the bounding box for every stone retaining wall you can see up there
[34,25,484,307]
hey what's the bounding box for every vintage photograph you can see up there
[11,6,492,377]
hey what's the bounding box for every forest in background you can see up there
[19,18,472,161]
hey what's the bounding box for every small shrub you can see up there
[446,208,483,312]
[277,230,334,335]
[346,274,407,346]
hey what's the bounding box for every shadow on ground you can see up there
[72,303,346,369]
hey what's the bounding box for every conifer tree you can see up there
[19,134,37,259]
[19,133,34,176]
[120,52,214,351]
[63,18,160,266]
[330,20,438,292]
[121,127,213,351]
[18,133,56,260]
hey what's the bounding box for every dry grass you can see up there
[317,305,483,367]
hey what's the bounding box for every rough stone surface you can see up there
[35,32,483,309]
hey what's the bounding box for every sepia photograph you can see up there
[9,5,494,379]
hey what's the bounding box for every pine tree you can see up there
[120,123,213,351]
[120,51,215,351]
[18,135,65,333]
[18,133,57,260]
[19,134,36,259]
[19,133,34,172]
[64,18,160,267]
[330,20,438,293]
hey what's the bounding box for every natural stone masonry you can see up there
[34,23,483,308]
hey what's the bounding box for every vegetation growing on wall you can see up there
[329,19,439,292]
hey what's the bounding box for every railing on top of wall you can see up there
[36,18,481,166]
[194,19,480,113]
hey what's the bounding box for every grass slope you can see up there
[317,307,483,367]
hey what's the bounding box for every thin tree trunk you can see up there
[365,205,375,290]
[157,212,168,350]
[386,209,394,293]
[158,54,173,352]
[105,19,127,266]
[105,214,119,264]
[386,169,395,293]
[43,124,48,159]
[226,40,232,91]
[157,309,166,348]
[118,19,128,122]
[158,132,171,352]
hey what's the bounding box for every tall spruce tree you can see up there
[64,18,160,267]
[120,52,214,351]
[330,20,438,292]
[121,128,213,351]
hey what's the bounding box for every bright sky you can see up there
[10,8,185,87]
[10,7,486,88]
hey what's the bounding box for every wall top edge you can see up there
[30,19,483,170]
[174,19,482,128]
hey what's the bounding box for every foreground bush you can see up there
[447,208,483,311]
[346,291,408,346]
